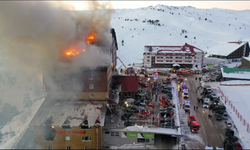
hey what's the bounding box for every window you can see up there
[82,136,92,141]
[90,93,94,98]
[66,146,71,150]
[115,132,119,136]
[48,146,52,150]
[66,136,70,141]
[147,60,150,62]
[124,93,127,97]
[89,84,94,89]
[85,147,90,150]
[111,132,119,136]
[105,132,110,134]
[89,75,93,80]
[170,57,173,59]
[147,56,150,58]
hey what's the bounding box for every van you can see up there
[182,89,189,99]
[203,98,210,108]
[184,100,190,111]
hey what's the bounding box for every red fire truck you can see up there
[177,76,184,84]
[187,116,200,133]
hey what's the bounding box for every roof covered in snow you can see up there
[221,67,250,80]
[207,41,247,56]
[203,57,229,65]
[30,100,106,127]
[144,43,203,54]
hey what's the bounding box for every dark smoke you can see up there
[0,1,114,74]
[0,1,114,127]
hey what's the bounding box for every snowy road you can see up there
[178,75,227,148]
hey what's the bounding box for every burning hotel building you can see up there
[29,28,118,149]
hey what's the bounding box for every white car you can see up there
[203,98,210,108]
[205,145,213,149]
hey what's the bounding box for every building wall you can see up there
[119,92,137,100]
[102,131,154,146]
[143,51,203,69]
[241,58,250,69]
[33,126,102,149]
[43,67,111,100]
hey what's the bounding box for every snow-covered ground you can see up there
[1,3,250,149]
[219,85,250,148]
[111,5,250,67]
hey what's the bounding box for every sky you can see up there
[70,1,250,11]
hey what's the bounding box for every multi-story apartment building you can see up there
[143,43,204,69]
[31,28,118,149]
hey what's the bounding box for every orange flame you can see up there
[65,33,95,56]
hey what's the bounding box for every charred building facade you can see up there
[31,28,118,149]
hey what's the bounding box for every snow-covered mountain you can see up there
[110,5,250,68]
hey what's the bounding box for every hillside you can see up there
[110,5,250,68]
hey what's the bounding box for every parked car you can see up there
[160,118,175,124]
[210,93,219,100]
[127,108,139,113]
[233,141,243,150]
[161,122,175,128]
[222,113,228,120]
[214,105,226,111]
[210,76,216,82]
[224,136,238,143]
[162,89,172,94]
[214,113,222,121]
[215,109,226,115]
[195,70,201,74]
[214,99,220,105]
[225,143,236,150]
[205,145,213,150]
[124,121,136,127]
[160,109,174,117]
[164,93,173,99]
[121,113,132,121]
[225,121,233,128]
[225,128,233,137]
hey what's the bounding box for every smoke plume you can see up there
[0,1,114,75]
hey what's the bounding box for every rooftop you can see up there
[242,57,250,62]
[221,68,250,80]
[30,100,106,127]
[207,41,247,56]
[144,43,203,54]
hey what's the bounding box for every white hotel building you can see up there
[143,43,204,69]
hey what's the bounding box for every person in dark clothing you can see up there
[194,106,195,110]
[196,106,198,110]
[188,110,190,116]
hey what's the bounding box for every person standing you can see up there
[194,106,195,110]
[196,106,198,111]
[188,110,191,116]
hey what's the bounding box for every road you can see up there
[159,74,226,149]
[179,75,226,148]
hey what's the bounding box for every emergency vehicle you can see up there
[183,100,190,111]
[177,76,184,84]
[187,116,200,132]
[166,77,172,82]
